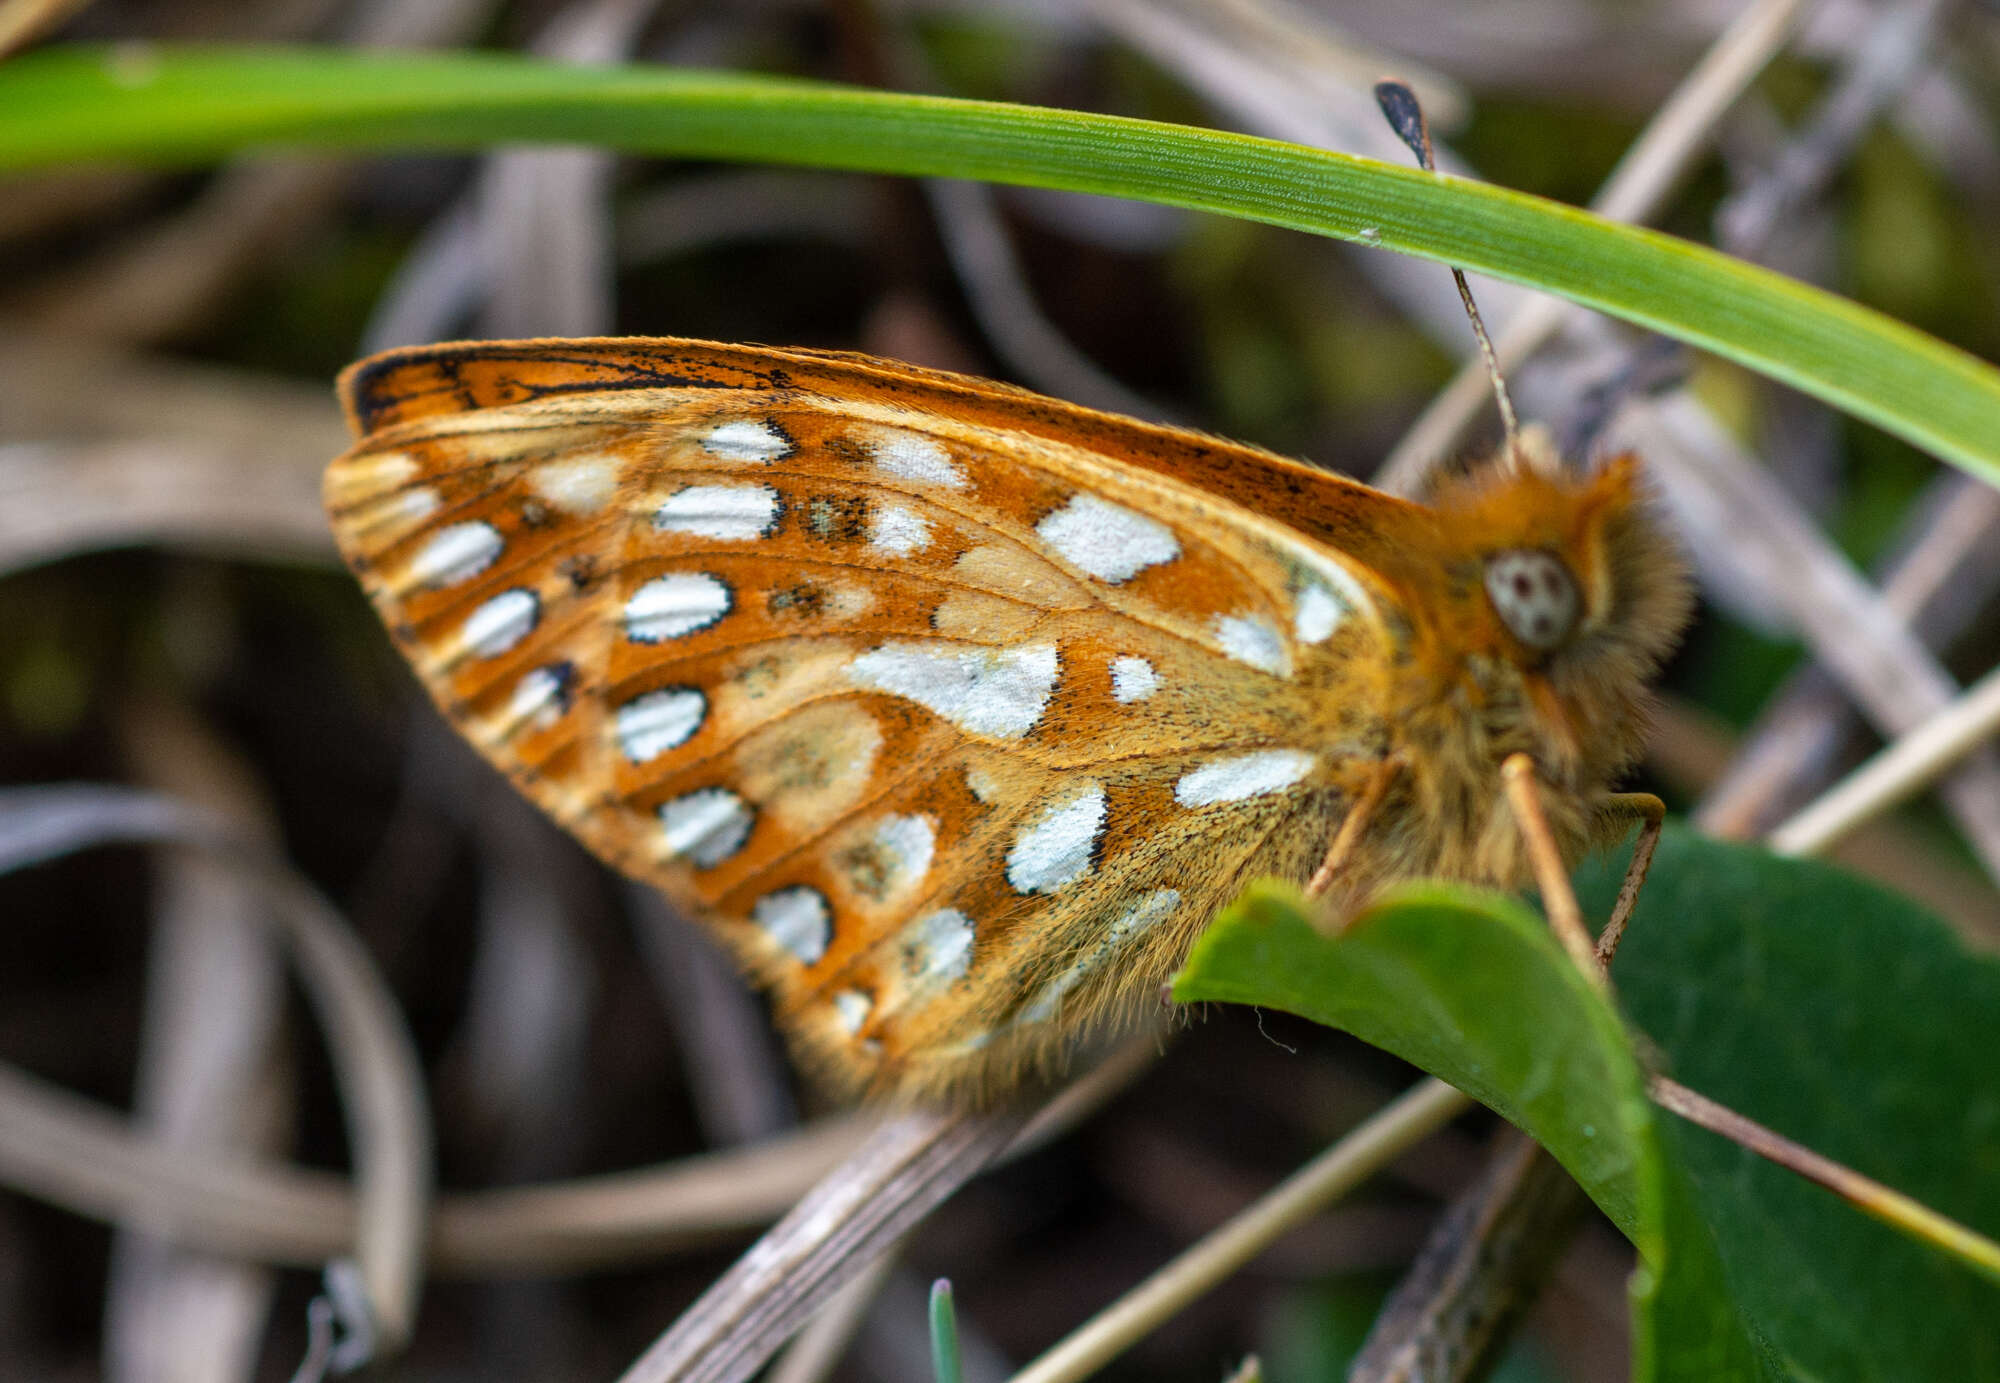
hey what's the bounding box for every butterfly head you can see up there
[1384,446,1691,881]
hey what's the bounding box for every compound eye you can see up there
[1484,549,1580,651]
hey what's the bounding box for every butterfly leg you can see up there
[1595,792,1664,966]
[1498,754,1608,989]
[1306,756,1404,900]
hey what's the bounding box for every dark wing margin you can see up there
[336,338,794,437]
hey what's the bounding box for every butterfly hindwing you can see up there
[325,337,1400,1100]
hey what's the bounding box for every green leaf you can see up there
[1631,1150,1784,1382]
[1578,832,2000,1383]
[1180,830,2000,1380]
[1173,874,1774,1380]
[1174,882,1652,1237]
[3,44,2000,491]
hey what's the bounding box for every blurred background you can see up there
[3,1,1999,1379]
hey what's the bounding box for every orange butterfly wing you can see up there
[326,337,1411,1102]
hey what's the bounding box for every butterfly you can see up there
[323,336,1691,1106]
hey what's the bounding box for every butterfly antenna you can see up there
[1374,80,1521,459]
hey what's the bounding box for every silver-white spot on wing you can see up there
[615,687,707,763]
[659,787,754,868]
[530,453,619,515]
[624,572,731,643]
[902,907,974,988]
[1212,612,1290,676]
[346,485,440,543]
[861,427,968,490]
[1006,784,1107,895]
[846,642,1059,739]
[868,502,930,557]
[1292,583,1347,643]
[506,662,573,732]
[1034,494,1179,584]
[832,988,873,1034]
[460,589,539,660]
[410,520,504,589]
[871,814,936,896]
[653,483,779,540]
[1173,750,1315,806]
[752,886,831,965]
[1297,555,1374,635]
[1109,655,1159,704]
[702,419,792,463]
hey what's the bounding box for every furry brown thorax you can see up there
[1338,446,1692,899]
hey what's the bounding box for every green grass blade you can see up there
[2,43,1998,488]
[928,1279,962,1383]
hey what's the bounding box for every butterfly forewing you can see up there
[326,338,1403,1101]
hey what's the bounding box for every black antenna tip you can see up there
[1373,80,1434,171]
[1374,79,1518,449]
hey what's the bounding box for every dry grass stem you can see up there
[425,1116,867,1273]
[629,886,800,1147]
[927,178,1175,423]
[0,338,341,573]
[1769,662,2000,859]
[0,1054,871,1272]
[1348,1130,1586,1383]
[1647,1074,2000,1285]
[1008,1078,1471,1383]
[108,704,290,1383]
[0,0,89,58]
[1651,697,2000,943]
[0,786,431,1353]
[766,1250,899,1383]
[1627,392,2000,879]
[618,1109,1024,1383]
[474,0,651,339]
[1700,471,2000,836]
[615,170,876,267]
[14,163,353,345]
[1081,0,1527,346]
[609,1037,1157,1383]
[1082,0,1464,148]
[1715,0,1952,254]
[0,438,337,573]
[1005,1036,1160,1155]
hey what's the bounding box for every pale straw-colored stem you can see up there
[1007,1078,1470,1383]
[1769,661,2000,859]
[1648,1075,2000,1285]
